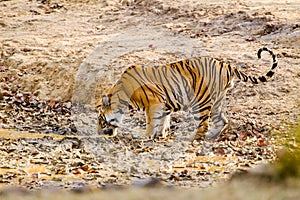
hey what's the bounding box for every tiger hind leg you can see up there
[188,105,212,141]
[206,112,228,140]
[145,103,170,139]
[206,97,228,140]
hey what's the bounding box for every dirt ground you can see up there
[0,0,300,197]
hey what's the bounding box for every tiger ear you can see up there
[102,95,110,106]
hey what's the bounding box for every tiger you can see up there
[97,47,278,141]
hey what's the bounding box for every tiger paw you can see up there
[205,131,220,140]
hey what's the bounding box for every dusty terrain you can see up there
[0,0,300,197]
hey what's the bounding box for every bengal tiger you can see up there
[98,47,278,141]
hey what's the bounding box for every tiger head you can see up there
[98,94,123,137]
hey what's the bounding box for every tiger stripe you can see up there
[98,47,278,141]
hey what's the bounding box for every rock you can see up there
[133,177,164,188]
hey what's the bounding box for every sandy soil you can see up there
[0,0,300,196]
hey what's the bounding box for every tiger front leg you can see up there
[145,103,170,139]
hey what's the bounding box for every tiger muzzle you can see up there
[101,127,114,136]
[98,116,118,137]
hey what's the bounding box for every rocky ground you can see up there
[0,0,300,197]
